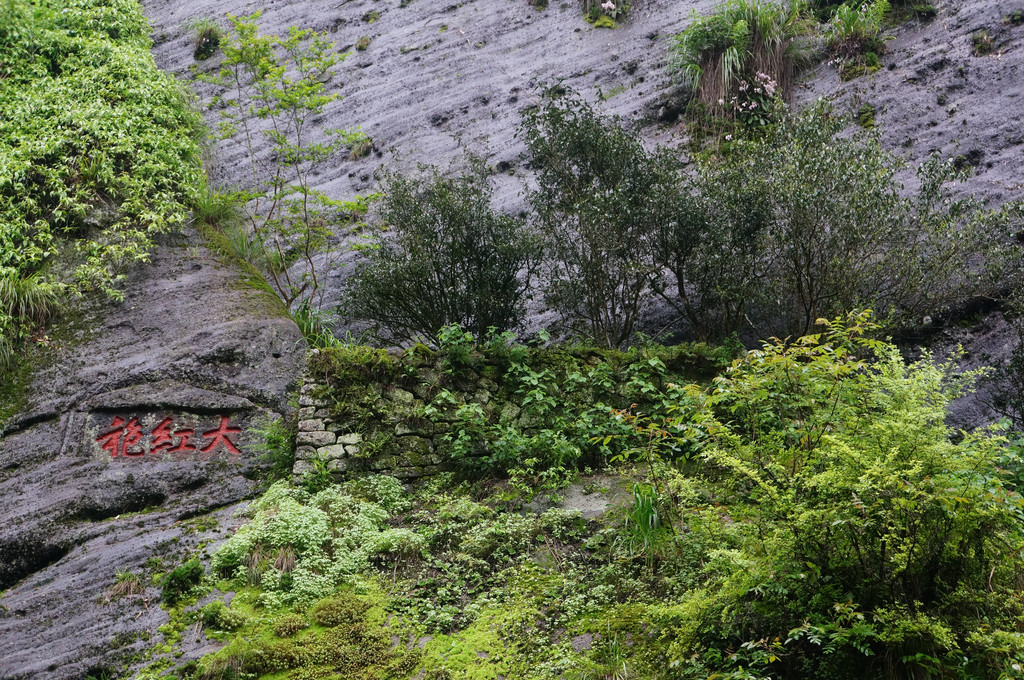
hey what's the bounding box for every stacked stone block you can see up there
[293,380,453,481]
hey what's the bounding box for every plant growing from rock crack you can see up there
[189,17,222,61]
[197,13,371,312]
[825,0,889,79]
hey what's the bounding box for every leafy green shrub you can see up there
[346,158,540,343]
[160,559,204,605]
[273,613,308,638]
[660,104,1022,339]
[648,312,1024,678]
[618,313,1024,680]
[0,0,203,363]
[673,0,814,115]
[521,88,681,348]
[308,592,372,627]
[201,600,247,631]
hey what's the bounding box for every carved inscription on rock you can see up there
[88,412,244,460]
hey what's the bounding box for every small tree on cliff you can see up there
[346,158,541,343]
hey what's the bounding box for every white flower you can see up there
[718,98,725,105]
[601,1,616,10]
[725,134,733,141]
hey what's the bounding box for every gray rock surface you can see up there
[0,228,304,678]
[140,0,1024,418]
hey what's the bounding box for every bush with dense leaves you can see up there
[161,559,204,605]
[659,104,1022,340]
[644,312,1024,679]
[0,0,203,365]
[346,159,540,343]
[521,88,682,348]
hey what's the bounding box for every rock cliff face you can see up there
[1,0,1022,676]
[0,229,303,678]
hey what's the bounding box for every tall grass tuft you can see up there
[674,0,814,114]
[0,272,60,368]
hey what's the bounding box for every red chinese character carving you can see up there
[150,417,196,456]
[200,416,242,455]
[95,416,144,457]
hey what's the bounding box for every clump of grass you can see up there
[825,0,889,61]
[0,272,60,370]
[190,185,242,230]
[190,18,222,61]
[972,29,995,56]
[355,35,372,50]
[673,0,814,116]
[103,570,145,604]
[349,138,373,160]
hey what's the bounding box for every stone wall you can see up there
[291,342,727,482]
[294,377,450,480]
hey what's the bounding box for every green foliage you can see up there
[145,319,1024,680]
[659,104,1023,339]
[197,13,371,312]
[201,600,247,631]
[103,570,145,604]
[291,301,347,349]
[673,0,814,115]
[621,483,669,567]
[250,413,296,483]
[643,312,1024,678]
[520,88,682,348]
[856,102,877,128]
[210,479,405,607]
[0,0,203,363]
[583,0,627,24]
[160,559,204,605]
[309,591,372,626]
[972,29,995,56]
[272,613,308,638]
[346,158,541,343]
[190,18,222,61]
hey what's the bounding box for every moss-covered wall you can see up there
[294,340,733,480]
